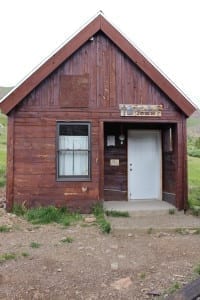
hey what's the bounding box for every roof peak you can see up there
[0,13,196,116]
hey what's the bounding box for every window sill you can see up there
[56,177,91,182]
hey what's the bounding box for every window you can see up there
[57,122,91,180]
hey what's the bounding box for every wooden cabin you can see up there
[0,13,196,212]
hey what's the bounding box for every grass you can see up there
[13,203,27,216]
[12,205,82,227]
[147,227,153,234]
[168,208,175,215]
[188,156,200,208]
[0,252,16,263]
[0,225,11,232]
[166,282,181,294]
[60,237,73,243]
[12,204,111,234]
[140,272,146,279]
[105,210,130,217]
[21,252,30,257]
[92,203,111,234]
[30,242,41,248]
[0,251,31,263]
[194,263,200,275]
[191,207,200,216]
[175,228,187,235]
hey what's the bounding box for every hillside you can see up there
[0,86,12,100]
[187,109,200,137]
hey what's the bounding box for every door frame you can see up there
[127,129,162,201]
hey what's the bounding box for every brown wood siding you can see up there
[6,112,14,211]
[8,32,187,211]
[162,126,176,206]
[18,33,182,118]
[104,123,127,201]
[13,114,100,212]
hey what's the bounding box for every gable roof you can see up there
[0,13,196,116]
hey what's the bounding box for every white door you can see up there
[128,130,162,200]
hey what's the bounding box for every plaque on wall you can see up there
[59,74,89,108]
[119,104,163,117]
[110,159,120,166]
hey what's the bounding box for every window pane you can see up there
[59,124,88,136]
[59,136,88,150]
[59,151,73,176]
[59,150,89,176]
[58,123,90,178]
[74,151,88,175]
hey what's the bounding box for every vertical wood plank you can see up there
[109,43,116,107]
[182,119,188,210]
[96,34,102,107]
[89,36,97,108]
[176,121,184,209]
[6,112,14,211]
[99,121,104,201]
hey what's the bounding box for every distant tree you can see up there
[195,137,200,149]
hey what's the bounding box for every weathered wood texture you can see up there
[13,116,100,212]
[175,120,188,210]
[162,125,176,206]
[1,15,195,116]
[7,32,187,211]
[6,112,14,211]
[17,33,182,116]
[104,123,127,201]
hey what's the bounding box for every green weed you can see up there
[12,203,27,216]
[92,203,111,234]
[194,228,200,234]
[194,263,200,275]
[168,208,175,215]
[24,206,82,226]
[188,156,200,209]
[191,207,200,216]
[30,242,41,248]
[105,210,130,217]
[0,225,11,232]
[140,272,146,279]
[21,252,29,257]
[175,228,186,234]
[61,237,73,243]
[167,282,181,294]
[147,228,153,234]
[0,252,16,263]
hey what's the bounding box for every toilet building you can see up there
[0,13,196,212]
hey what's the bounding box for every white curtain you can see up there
[59,136,88,176]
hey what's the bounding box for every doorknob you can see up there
[130,168,133,171]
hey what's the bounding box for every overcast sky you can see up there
[0,0,200,108]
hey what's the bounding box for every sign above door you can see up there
[119,104,163,117]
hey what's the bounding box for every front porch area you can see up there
[103,199,176,216]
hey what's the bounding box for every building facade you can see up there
[0,14,196,212]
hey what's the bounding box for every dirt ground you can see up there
[0,208,200,300]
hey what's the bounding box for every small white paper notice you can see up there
[107,135,115,146]
[110,159,120,166]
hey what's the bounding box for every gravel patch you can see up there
[0,208,200,299]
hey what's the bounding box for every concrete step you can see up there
[103,200,176,217]
[106,213,200,234]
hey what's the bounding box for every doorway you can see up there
[128,130,162,200]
